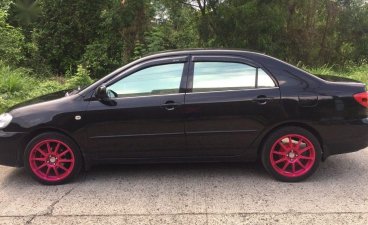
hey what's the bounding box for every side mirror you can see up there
[95,85,117,106]
[95,85,108,100]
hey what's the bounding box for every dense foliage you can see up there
[0,0,367,112]
[1,0,368,77]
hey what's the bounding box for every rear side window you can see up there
[192,62,275,93]
[258,69,276,88]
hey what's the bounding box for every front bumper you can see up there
[0,131,26,167]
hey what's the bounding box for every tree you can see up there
[3,0,368,78]
[34,0,106,74]
[7,0,41,40]
[336,0,368,65]
[131,0,200,60]
[0,8,24,66]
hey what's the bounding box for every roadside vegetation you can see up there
[0,0,367,113]
[0,62,93,112]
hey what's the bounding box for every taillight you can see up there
[354,91,368,108]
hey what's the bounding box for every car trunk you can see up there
[314,74,362,83]
[317,74,368,118]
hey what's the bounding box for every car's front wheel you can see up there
[261,126,322,182]
[24,132,82,185]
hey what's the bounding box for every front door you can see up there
[84,57,188,159]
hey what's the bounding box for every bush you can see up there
[0,62,94,113]
[0,9,25,66]
[66,64,93,89]
[0,63,32,94]
[0,61,35,112]
[81,41,123,78]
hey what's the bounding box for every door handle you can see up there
[253,95,271,105]
[162,101,180,111]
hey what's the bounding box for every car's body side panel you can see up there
[84,93,187,158]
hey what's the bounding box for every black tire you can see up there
[261,126,322,182]
[24,132,82,185]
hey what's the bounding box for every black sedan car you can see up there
[0,49,367,184]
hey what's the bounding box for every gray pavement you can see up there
[0,147,367,225]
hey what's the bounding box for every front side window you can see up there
[107,63,184,97]
[192,62,275,93]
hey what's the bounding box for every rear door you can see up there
[184,55,282,157]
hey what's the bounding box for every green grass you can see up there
[0,62,92,113]
[0,63,367,114]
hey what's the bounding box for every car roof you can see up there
[142,48,268,59]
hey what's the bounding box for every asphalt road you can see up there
[0,147,367,225]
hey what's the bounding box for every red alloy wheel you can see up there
[28,139,75,182]
[269,134,316,178]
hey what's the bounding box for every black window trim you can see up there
[95,56,190,100]
[187,55,278,93]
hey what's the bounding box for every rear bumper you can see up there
[0,131,26,167]
[321,117,368,159]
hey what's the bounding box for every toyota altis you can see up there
[0,49,367,184]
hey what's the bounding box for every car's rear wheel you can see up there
[261,126,321,182]
[24,132,82,185]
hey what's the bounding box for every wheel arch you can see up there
[19,128,87,168]
[256,122,325,160]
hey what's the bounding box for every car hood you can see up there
[7,90,71,113]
